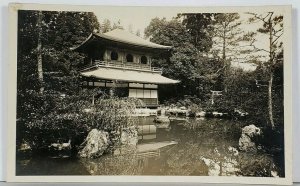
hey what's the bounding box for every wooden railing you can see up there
[92,60,162,73]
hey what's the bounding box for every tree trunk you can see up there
[37,11,44,95]
[222,29,228,93]
[222,30,226,61]
[268,72,275,129]
[268,17,275,129]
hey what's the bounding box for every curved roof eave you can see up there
[94,32,172,50]
[70,29,173,51]
[81,67,180,85]
[70,33,94,51]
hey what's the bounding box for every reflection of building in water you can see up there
[138,124,156,141]
[138,124,171,142]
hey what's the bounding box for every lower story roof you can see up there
[81,67,179,84]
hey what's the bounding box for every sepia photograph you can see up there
[7,4,292,184]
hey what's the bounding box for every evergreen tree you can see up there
[101,19,112,33]
[17,10,100,146]
[212,13,241,92]
[248,12,283,129]
[144,16,221,101]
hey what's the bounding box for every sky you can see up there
[94,7,177,37]
[93,7,283,71]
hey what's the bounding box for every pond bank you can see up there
[16,117,283,177]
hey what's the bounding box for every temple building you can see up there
[71,29,179,108]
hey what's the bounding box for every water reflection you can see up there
[16,117,280,177]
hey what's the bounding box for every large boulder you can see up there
[239,125,262,152]
[78,129,110,158]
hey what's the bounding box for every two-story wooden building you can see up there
[71,29,179,108]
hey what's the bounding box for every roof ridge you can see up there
[95,29,172,49]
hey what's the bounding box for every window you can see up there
[126,54,133,62]
[128,89,158,98]
[141,56,147,64]
[111,51,118,60]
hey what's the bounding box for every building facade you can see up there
[71,29,179,107]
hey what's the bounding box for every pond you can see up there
[16,117,281,177]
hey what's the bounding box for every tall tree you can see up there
[135,29,141,37]
[144,16,221,100]
[180,13,214,53]
[211,13,242,92]
[36,11,44,94]
[112,19,124,30]
[213,13,242,60]
[248,12,283,129]
[17,10,100,119]
[52,12,100,73]
[17,10,59,92]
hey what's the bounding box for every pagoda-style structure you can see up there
[71,29,179,107]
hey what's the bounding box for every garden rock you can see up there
[78,129,110,158]
[239,124,262,152]
[154,116,170,123]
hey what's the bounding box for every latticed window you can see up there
[126,54,133,62]
[141,56,147,64]
[111,51,118,60]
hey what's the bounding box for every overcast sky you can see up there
[94,7,177,36]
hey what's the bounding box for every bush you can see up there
[17,89,138,151]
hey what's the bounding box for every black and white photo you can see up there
[7,4,292,184]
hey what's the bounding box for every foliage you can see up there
[212,13,243,92]
[212,13,243,60]
[17,11,100,85]
[237,153,279,177]
[180,13,215,52]
[17,10,101,149]
[247,12,283,128]
[145,16,223,100]
[90,95,138,148]
[17,89,93,149]
[18,89,138,150]
[100,18,124,33]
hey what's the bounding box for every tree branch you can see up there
[271,33,283,45]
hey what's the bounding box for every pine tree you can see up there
[248,12,283,129]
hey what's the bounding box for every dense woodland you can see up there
[16,10,284,162]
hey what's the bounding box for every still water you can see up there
[16,117,279,177]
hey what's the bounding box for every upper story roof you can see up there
[71,29,172,52]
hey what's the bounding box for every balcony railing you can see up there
[85,60,162,73]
